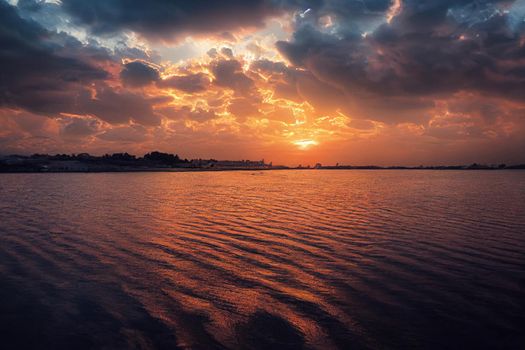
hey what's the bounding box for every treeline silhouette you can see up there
[0,151,274,172]
[29,151,189,165]
[0,151,193,172]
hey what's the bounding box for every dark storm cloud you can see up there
[277,0,525,104]
[16,0,69,31]
[59,0,285,40]
[158,73,211,93]
[211,59,255,94]
[114,43,162,64]
[250,59,288,74]
[0,1,109,115]
[250,57,432,123]
[58,0,402,40]
[0,1,170,128]
[120,61,160,87]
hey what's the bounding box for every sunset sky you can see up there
[1,0,524,165]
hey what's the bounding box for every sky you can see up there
[1,0,524,166]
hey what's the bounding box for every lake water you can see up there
[0,170,524,349]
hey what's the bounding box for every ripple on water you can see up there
[1,170,524,349]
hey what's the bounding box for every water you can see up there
[0,170,524,349]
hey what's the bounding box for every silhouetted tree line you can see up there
[143,151,187,165]
[25,151,189,162]
[0,151,190,171]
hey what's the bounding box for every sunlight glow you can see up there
[387,0,402,23]
[293,139,319,150]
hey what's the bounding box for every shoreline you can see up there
[1,167,524,174]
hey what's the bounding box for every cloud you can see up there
[158,73,211,93]
[211,59,255,94]
[60,0,286,40]
[97,125,149,142]
[57,0,403,40]
[114,43,162,63]
[159,106,217,122]
[0,1,171,129]
[348,119,376,130]
[78,87,167,126]
[228,97,261,120]
[0,1,112,118]
[60,117,101,138]
[120,61,160,87]
[277,0,525,102]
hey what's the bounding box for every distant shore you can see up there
[0,167,286,174]
[1,152,524,173]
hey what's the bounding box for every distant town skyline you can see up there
[1,0,525,166]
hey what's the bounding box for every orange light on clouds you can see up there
[387,0,402,23]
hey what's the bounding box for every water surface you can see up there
[1,170,524,349]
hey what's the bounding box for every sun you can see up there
[293,139,319,150]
